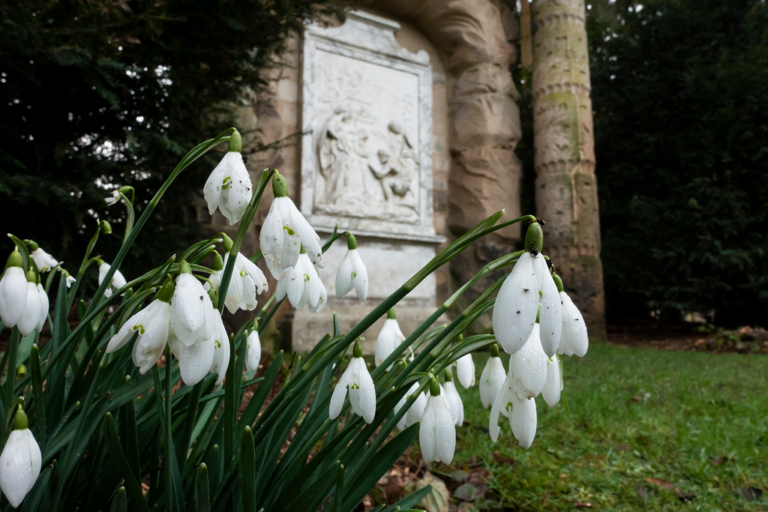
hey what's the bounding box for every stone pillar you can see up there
[531,0,605,340]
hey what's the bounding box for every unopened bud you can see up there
[101,220,112,235]
[524,222,544,253]
[16,364,27,379]
[347,233,357,250]
[222,234,233,253]
[228,129,242,153]
[208,288,219,309]
[212,251,224,271]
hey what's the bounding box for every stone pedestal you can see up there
[289,12,445,353]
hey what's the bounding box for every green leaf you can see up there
[29,344,46,447]
[380,486,433,512]
[195,464,211,512]
[239,427,256,512]
[102,412,151,512]
[110,487,128,512]
[275,461,340,512]
[236,351,283,439]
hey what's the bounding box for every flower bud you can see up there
[212,251,224,271]
[524,222,543,253]
[271,171,289,198]
[25,240,39,252]
[155,275,175,303]
[222,234,233,253]
[101,220,112,235]
[444,368,453,382]
[16,364,27,379]
[228,129,242,153]
[208,287,219,309]
[347,233,357,250]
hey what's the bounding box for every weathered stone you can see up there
[531,0,606,340]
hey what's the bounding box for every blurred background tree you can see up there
[585,0,767,326]
[0,0,340,286]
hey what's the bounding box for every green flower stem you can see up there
[3,327,19,409]
[51,349,109,510]
[118,191,135,245]
[177,381,203,472]
[66,221,104,311]
[165,346,173,512]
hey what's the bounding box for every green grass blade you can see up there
[194,463,211,512]
[30,344,46,447]
[240,426,256,512]
[102,412,151,512]
[110,487,128,512]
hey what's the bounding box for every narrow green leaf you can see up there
[102,413,151,512]
[236,351,283,438]
[29,344,46,447]
[275,461,340,512]
[20,461,53,512]
[380,486,433,512]
[240,427,256,512]
[110,487,128,512]
[195,464,211,512]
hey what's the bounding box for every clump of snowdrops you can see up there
[0,128,589,511]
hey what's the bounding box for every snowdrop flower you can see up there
[329,341,376,424]
[0,409,41,508]
[17,270,45,337]
[394,382,428,431]
[203,130,253,225]
[0,251,28,328]
[307,268,328,313]
[542,355,562,407]
[246,329,261,373]
[107,278,176,375]
[508,323,548,400]
[442,370,464,427]
[276,247,326,311]
[208,314,230,384]
[28,241,58,273]
[479,344,506,408]
[208,251,268,314]
[492,251,539,355]
[456,353,476,389]
[531,253,562,358]
[65,273,76,288]
[260,171,322,280]
[489,368,538,448]
[554,274,589,358]
[419,378,456,465]
[375,308,405,369]
[97,260,127,298]
[171,263,216,347]
[105,189,122,206]
[335,233,368,301]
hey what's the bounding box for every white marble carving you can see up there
[301,11,439,241]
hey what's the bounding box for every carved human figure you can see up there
[368,122,418,209]
[318,110,370,205]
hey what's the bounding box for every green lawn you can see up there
[440,343,768,511]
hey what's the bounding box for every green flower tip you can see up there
[490,343,500,358]
[347,233,357,250]
[228,129,242,153]
[271,171,289,198]
[353,340,363,358]
[16,363,27,378]
[536,304,541,324]
[156,275,175,303]
[208,288,219,309]
[6,251,23,269]
[212,251,224,271]
[524,221,544,253]
[429,377,441,396]
[13,408,28,431]
[553,273,564,293]
[222,234,234,253]
[101,220,112,235]
[179,260,192,275]
[458,334,464,341]
[387,307,396,320]
[300,244,306,255]
[444,369,453,382]
[25,240,39,252]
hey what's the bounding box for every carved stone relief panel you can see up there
[301,11,439,241]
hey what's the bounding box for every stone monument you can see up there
[288,12,446,353]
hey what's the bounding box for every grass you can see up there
[437,343,768,511]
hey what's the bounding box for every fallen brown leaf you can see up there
[645,477,674,489]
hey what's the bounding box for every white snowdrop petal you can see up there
[172,274,207,334]
[351,250,368,301]
[246,331,261,373]
[0,429,42,507]
[493,253,539,354]
[480,357,506,409]
[329,369,351,420]
[419,400,437,463]
[204,157,228,215]
[288,200,322,268]
[533,255,562,357]
[456,354,476,389]
[511,397,537,449]
[286,261,306,308]
[434,396,456,464]
[560,291,589,357]
[177,334,215,386]
[0,267,28,327]
[17,282,42,337]
[209,315,230,384]
[510,324,548,399]
[36,284,49,333]
[335,252,353,299]
[542,356,562,407]
[260,200,285,280]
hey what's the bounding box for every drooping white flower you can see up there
[170,270,215,347]
[208,252,268,314]
[98,261,127,298]
[208,314,230,384]
[17,276,43,337]
[531,254,562,357]
[105,189,122,206]
[394,382,428,431]
[275,249,326,312]
[203,134,253,225]
[419,379,456,465]
[246,329,261,373]
[375,309,405,369]
[488,368,538,448]
[492,252,539,354]
[508,323,548,400]
[259,171,322,280]
[29,244,58,273]
[479,345,506,409]
[65,274,76,288]
[329,342,376,424]
[558,289,589,358]
[109,298,172,375]
[335,234,368,301]
[456,354,476,389]
[0,252,28,328]
[542,355,562,407]
[0,409,41,508]
[442,372,464,427]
